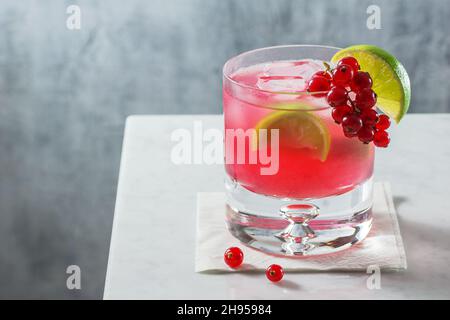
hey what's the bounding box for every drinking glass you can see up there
[223,45,374,256]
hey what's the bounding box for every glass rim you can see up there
[223,44,342,96]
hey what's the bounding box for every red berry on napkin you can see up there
[224,247,244,268]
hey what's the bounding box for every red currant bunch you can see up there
[306,56,391,147]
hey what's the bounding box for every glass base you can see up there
[225,176,373,256]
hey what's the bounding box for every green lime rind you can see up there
[331,45,411,123]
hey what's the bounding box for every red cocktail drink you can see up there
[224,59,374,199]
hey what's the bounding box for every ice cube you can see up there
[256,75,306,92]
[256,59,325,92]
[262,61,305,77]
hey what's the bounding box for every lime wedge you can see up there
[331,45,411,123]
[253,110,331,162]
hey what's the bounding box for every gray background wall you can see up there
[0,0,448,299]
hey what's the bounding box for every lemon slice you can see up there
[331,45,411,123]
[253,110,331,162]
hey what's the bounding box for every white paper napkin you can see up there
[195,182,407,272]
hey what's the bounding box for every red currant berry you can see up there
[355,88,377,110]
[307,75,331,95]
[332,64,354,86]
[350,71,372,92]
[326,86,348,107]
[358,126,375,144]
[332,105,352,124]
[376,114,391,130]
[342,114,363,135]
[343,129,357,138]
[313,71,332,81]
[360,108,378,127]
[224,247,243,268]
[338,56,360,73]
[374,130,390,148]
[266,264,284,282]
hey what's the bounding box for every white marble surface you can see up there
[104,114,450,300]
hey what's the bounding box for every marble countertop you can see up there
[103,114,450,299]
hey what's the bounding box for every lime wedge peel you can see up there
[253,110,331,162]
[331,45,411,123]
